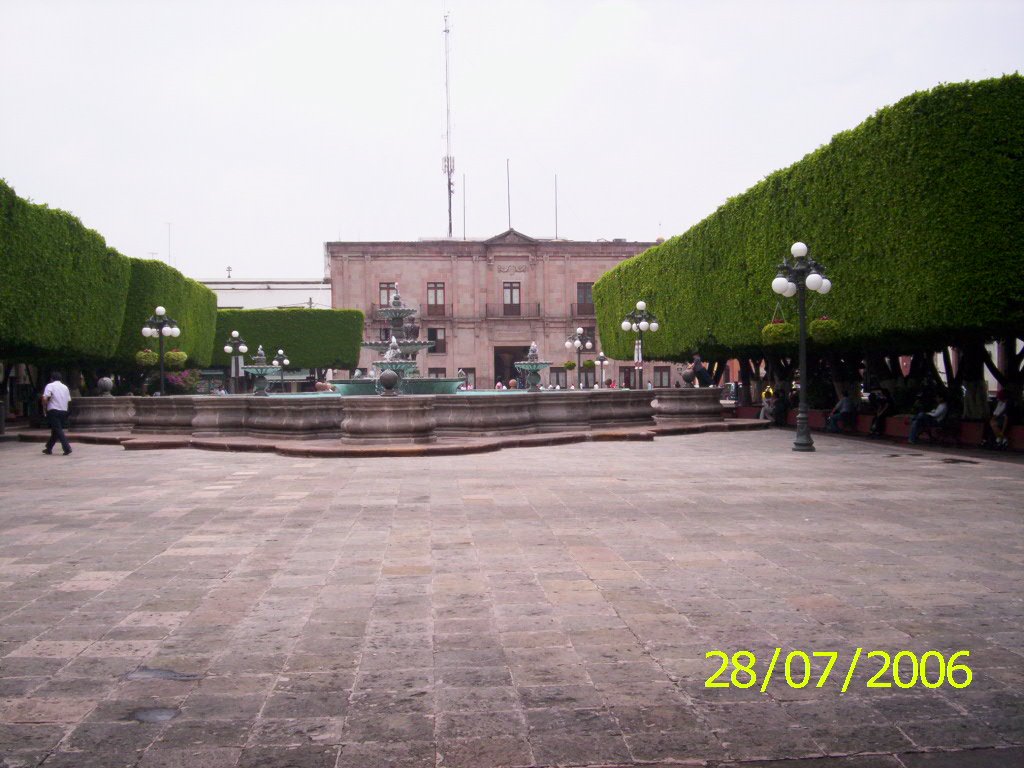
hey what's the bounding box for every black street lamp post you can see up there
[620,301,660,390]
[564,327,593,388]
[771,241,834,452]
[222,330,249,394]
[141,306,181,396]
[594,351,610,388]
[271,348,290,392]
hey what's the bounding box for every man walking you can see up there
[42,372,72,455]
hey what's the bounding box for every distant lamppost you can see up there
[594,351,611,388]
[564,327,593,388]
[771,241,833,452]
[620,301,659,389]
[271,348,290,392]
[222,330,249,394]
[141,306,181,396]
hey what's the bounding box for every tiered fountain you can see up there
[241,345,280,396]
[334,284,465,396]
[514,342,551,392]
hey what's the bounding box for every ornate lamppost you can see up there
[141,306,181,396]
[771,241,833,452]
[271,348,290,392]
[222,330,248,394]
[564,327,593,389]
[620,301,659,389]
[594,351,610,388]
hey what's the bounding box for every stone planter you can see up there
[69,396,137,432]
[433,393,535,436]
[652,387,725,421]
[133,396,197,434]
[190,397,250,437]
[341,396,436,444]
[246,397,344,440]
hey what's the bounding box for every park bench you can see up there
[917,414,961,447]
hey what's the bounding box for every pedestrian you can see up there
[41,372,72,455]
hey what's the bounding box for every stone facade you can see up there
[325,229,674,389]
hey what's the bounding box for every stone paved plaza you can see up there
[1,431,1022,768]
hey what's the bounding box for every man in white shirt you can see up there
[42,372,72,455]
[908,393,948,444]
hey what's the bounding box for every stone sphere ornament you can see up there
[97,377,114,397]
[378,368,401,396]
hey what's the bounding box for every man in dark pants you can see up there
[42,372,72,455]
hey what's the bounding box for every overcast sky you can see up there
[1,1,1020,280]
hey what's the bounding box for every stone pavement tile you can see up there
[31,751,138,768]
[716,758,904,768]
[152,718,252,749]
[136,747,242,768]
[436,685,518,712]
[898,746,1024,767]
[715,725,825,761]
[624,729,727,762]
[348,688,433,714]
[64,720,163,753]
[530,731,632,766]
[0,723,66,753]
[342,712,434,742]
[236,745,339,768]
[435,710,527,740]
[897,717,1007,749]
[436,666,512,688]
[436,735,533,768]
[808,723,915,754]
[0,697,95,724]
[249,717,344,747]
[262,691,348,719]
[195,674,278,697]
[180,693,266,720]
[335,740,435,768]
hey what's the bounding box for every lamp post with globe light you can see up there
[620,301,659,390]
[271,348,290,392]
[141,306,181,396]
[594,351,610,388]
[564,327,594,388]
[222,331,249,394]
[771,241,833,452]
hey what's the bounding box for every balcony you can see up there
[572,302,595,317]
[423,303,453,318]
[486,303,541,318]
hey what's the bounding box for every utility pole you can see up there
[442,14,455,238]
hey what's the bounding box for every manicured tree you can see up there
[210,308,365,373]
[112,258,218,369]
[0,180,132,366]
[595,75,1024,404]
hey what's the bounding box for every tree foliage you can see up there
[0,180,132,363]
[594,75,1024,361]
[211,308,364,370]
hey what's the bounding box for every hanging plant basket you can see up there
[581,359,596,370]
[135,349,158,368]
[164,349,188,370]
[761,321,798,347]
[809,317,840,345]
[563,361,577,370]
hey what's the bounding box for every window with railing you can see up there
[654,366,671,388]
[427,282,446,316]
[574,282,595,316]
[427,327,446,354]
[428,367,446,379]
[503,282,521,316]
[379,282,397,306]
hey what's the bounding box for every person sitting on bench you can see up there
[908,393,948,444]
[827,391,857,432]
[981,390,1011,449]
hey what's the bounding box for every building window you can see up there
[580,368,595,389]
[575,283,594,316]
[460,367,476,389]
[427,327,446,354]
[378,326,391,341]
[619,367,636,389]
[379,282,397,306]
[427,282,445,316]
[550,367,567,389]
[654,366,671,388]
[428,367,446,379]
[503,282,521,316]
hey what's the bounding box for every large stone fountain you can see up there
[334,285,465,396]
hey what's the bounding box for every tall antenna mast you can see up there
[506,159,511,229]
[554,174,559,239]
[442,13,455,238]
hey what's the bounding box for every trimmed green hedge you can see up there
[112,259,218,368]
[211,309,364,370]
[595,75,1024,360]
[0,180,132,363]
